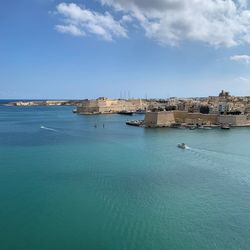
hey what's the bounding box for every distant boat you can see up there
[221,124,230,130]
[177,143,189,149]
[135,109,146,114]
[118,111,134,115]
[72,108,77,113]
[126,120,143,127]
[198,125,212,130]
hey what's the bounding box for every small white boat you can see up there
[135,109,146,114]
[177,143,188,149]
[221,124,230,130]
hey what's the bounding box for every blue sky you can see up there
[1,0,250,99]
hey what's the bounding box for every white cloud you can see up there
[230,55,250,64]
[100,0,250,47]
[54,1,250,47]
[121,15,133,23]
[55,24,85,36]
[238,76,250,82]
[55,3,127,41]
[238,0,249,8]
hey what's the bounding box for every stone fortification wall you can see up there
[77,98,146,114]
[156,112,175,126]
[144,112,159,127]
[172,111,188,123]
[77,100,100,113]
[144,111,175,127]
[144,111,219,127]
[218,115,247,126]
[174,111,218,125]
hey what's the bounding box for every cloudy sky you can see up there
[1,0,250,99]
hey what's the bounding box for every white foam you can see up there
[40,125,58,132]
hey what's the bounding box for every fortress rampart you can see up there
[76,98,147,114]
[144,111,250,127]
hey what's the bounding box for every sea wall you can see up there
[174,111,218,125]
[218,115,248,126]
[144,111,219,127]
[144,112,158,127]
[157,112,175,126]
[144,111,175,127]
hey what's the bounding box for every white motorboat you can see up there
[221,124,230,130]
[177,143,188,149]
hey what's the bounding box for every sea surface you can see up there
[0,106,250,250]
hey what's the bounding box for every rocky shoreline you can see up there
[3,100,82,107]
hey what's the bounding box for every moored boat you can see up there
[126,120,143,126]
[221,124,230,129]
[135,109,146,114]
[118,111,134,115]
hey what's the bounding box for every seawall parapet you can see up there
[144,111,250,128]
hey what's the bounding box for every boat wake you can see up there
[187,146,250,185]
[40,125,58,132]
[188,147,250,161]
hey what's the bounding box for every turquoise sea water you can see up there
[1,106,250,249]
